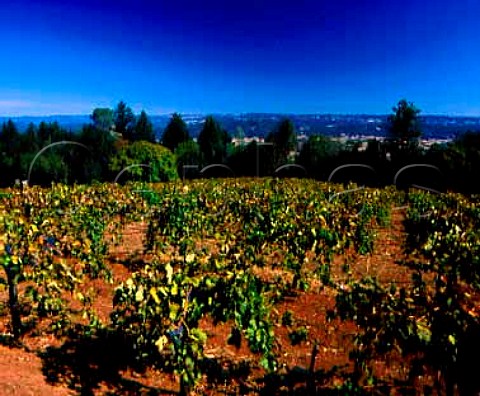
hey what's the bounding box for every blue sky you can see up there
[0,0,479,115]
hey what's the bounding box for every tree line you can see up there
[1,99,480,193]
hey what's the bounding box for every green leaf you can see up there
[190,328,207,344]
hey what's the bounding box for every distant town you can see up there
[1,113,479,147]
[228,134,452,153]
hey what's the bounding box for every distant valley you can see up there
[2,113,480,141]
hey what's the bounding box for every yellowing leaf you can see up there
[165,263,173,284]
[158,286,168,296]
[135,287,144,302]
[155,335,168,352]
[169,303,179,320]
[150,287,161,304]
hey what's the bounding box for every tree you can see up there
[91,108,114,132]
[175,140,203,178]
[0,120,21,157]
[8,121,80,186]
[113,101,135,139]
[266,118,296,168]
[197,116,230,164]
[37,122,50,145]
[162,113,190,152]
[298,135,341,178]
[133,110,156,143]
[0,120,21,185]
[438,131,480,193]
[109,141,178,183]
[23,123,39,151]
[78,123,116,182]
[36,121,66,146]
[227,142,261,177]
[388,99,422,152]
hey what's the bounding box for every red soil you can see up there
[0,209,441,395]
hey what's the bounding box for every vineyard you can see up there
[0,178,480,395]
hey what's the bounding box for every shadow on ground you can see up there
[38,327,177,396]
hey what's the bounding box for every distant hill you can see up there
[2,113,480,141]
[0,115,91,133]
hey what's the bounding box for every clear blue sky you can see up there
[1,0,479,116]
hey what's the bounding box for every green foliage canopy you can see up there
[162,113,190,152]
[299,135,341,174]
[197,115,230,164]
[91,108,114,132]
[388,99,422,151]
[133,110,156,143]
[266,118,296,168]
[109,140,178,183]
[175,140,203,177]
[113,101,135,139]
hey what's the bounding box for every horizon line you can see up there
[2,112,480,118]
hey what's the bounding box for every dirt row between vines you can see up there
[0,209,439,395]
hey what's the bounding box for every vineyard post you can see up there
[307,341,319,393]
[4,262,21,339]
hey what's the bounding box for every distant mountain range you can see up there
[2,113,480,140]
